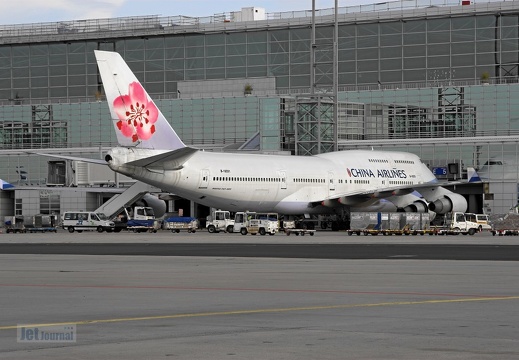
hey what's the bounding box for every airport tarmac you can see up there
[1,228,519,244]
[0,231,518,359]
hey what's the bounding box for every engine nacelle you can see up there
[402,199,429,213]
[428,193,467,215]
[136,194,167,218]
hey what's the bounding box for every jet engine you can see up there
[135,194,167,218]
[401,199,429,213]
[428,193,467,215]
[385,193,429,213]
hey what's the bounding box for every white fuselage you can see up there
[107,148,435,215]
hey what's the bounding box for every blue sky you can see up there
[2,0,376,25]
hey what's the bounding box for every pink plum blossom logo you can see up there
[113,82,158,142]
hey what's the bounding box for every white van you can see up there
[61,211,115,233]
[465,213,492,231]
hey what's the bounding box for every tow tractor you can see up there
[206,210,234,233]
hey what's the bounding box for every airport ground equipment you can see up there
[489,213,519,235]
[206,210,234,233]
[234,212,279,235]
[465,213,493,232]
[431,212,479,235]
[61,211,115,233]
[115,206,158,233]
[4,216,26,233]
[5,215,59,233]
[25,215,58,233]
[345,212,432,236]
[163,217,198,233]
[284,228,316,236]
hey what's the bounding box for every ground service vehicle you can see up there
[206,210,234,233]
[233,211,256,234]
[62,211,115,233]
[117,206,158,233]
[433,212,479,235]
[464,213,492,231]
[234,212,279,235]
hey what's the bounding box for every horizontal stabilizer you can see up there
[126,147,198,170]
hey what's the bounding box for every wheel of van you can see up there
[226,225,234,233]
[240,228,248,235]
[97,226,104,233]
[175,229,180,233]
[207,225,216,233]
[468,228,476,235]
[68,227,74,233]
[77,230,83,233]
[259,228,266,236]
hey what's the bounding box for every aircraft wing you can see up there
[125,147,198,170]
[327,183,422,204]
[323,167,481,205]
[318,173,480,210]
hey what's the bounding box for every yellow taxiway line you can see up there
[1,295,518,330]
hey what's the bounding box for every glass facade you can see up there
[0,7,518,101]
[342,84,519,141]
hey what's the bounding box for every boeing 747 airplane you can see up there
[46,51,474,224]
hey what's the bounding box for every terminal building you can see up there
[0,0,518,220]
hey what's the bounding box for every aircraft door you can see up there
[328,171,335,192]
[199,169,210,189]
[279,171,287,189]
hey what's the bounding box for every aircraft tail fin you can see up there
[94,50,185,151]
[0,179,14,190]
[467,167,482,182]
